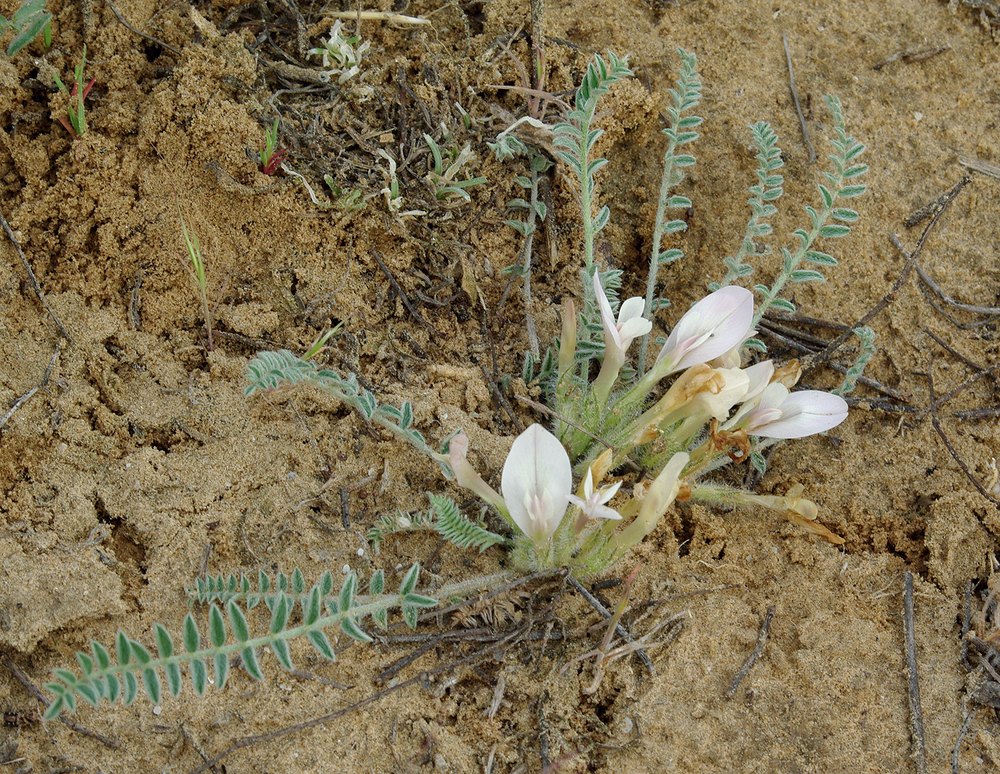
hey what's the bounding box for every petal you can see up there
[657,287,755,371]
[688,367,750,420]
[618,316,653,344]
[501,424,572,541]
[590,503,622,521]
[592,272,622,350]
[582,468,595,499]
[448,432,506,513]
[617,296,647,325]
[753,390,849,439]
[757,382,789,412]
[631,452,690,536]
[710,344,743,369]
[742,360,775,403]
[596,479,623,505]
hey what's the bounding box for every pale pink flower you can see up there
[737,383,848,439]
[656,287,755,374]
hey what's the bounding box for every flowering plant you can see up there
[41,48,870,723]
[433,50,868,574]
[449,280,849,575]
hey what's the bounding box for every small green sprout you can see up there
[322,176,366,211]
[307,20,370,83]
[378,150,426,218]
[52,46,93,137]
[0,0,52,56]
[181,220,214,351]
[423,133,487,203]
[258,119,288,175]
[302,325,343,361]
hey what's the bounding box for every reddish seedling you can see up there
[53,45,93,136]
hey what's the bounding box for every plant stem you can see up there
[753,182,844,328]
[578,118,596,274]
[638,138,679,374]
[57,571,514,705]
[522,168,540,357]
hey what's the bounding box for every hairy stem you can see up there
[638,138,679,373]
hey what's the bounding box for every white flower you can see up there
[736,383,849,439]
[591,272,653,403]
[685,367,751,421]
[615,452,690,550]
[568,469,622,521]
[500,424,573,544]
[594,271,652,360]
[656,286,755,374]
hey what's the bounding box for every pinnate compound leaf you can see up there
[819,224,851,238]
[76,683,100,707]
[292,568,305,594]
[338,573,357,613]
[165,661,183,698]
[271,639,293,670]
[92,641,112,670]
[183,614,200,653]
[154,623,174,659]
[369,569,385,596]
[76,652,94,676]
[804,250,838,266]
[191,658,208,696]
[304,585,322,625]
[403,593,438,609]
[123,672,139,706]
[270,592,290,634]
[143,668,161,705]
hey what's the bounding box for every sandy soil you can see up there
[1,0,999,771]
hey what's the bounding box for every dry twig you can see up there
[873,44,950,71]
[370,248,432,330]
[915,262,1000,316]
[959,155,1000,180]
[566,575,655,675]
[0,344,61,431]
[724,605,776,699]
[926,369,1000,507]
[0,210,71,340]
[782,34,815,163]
[952,709,972,774]
[106,0,182,55]
[804,175,971,374]
[903,571,928,774]
[192,626,524,773]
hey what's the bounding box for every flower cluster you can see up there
[449,275,849,573]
